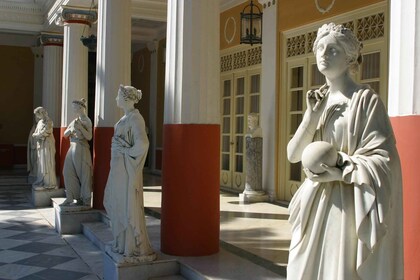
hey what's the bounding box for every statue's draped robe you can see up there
[104,109,154,257]
[63,116,93,204]
[287,88,404,280]
[33,118,57,188]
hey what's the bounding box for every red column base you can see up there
[391,116,420,280]
[161,124,220,256]
[93,127,113,209]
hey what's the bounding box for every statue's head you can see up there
[248,113,259,129]
[34,106,48,119]
[313,23,363,74]
[118,85,142,104]
[72,98,87,114]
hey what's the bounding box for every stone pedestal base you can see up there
[31,187,65,207]
[104,246,178,280]
[52,198,101,234]
[239,190,269,203]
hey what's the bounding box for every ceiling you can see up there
[0,0,246,48]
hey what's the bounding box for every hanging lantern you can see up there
[240,0,263,45]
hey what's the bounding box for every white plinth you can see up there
[239,190,269,203]
[52,197,101,234]
[31,187,65,207]
[104,246,179,280]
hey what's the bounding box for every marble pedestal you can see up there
[104,246,179,280]
[31,187,65,207]
[239,137,269,203]
[52,198,101,234]
[239,190,269,203]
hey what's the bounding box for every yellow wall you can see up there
[220,2,263,50]
[0,46,34,145]
[278,0,384,31]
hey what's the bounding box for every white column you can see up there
[388,0,420,116]
[95,0,131,128]
[147,40,159,172]
[161,0,220,256]
[60,6,97,127]
[164,0,220,124]
[40,33,63,127]
[31,46,43,109]
[93,0,131,209]
[258,0,278,200]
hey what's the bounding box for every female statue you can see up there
[287,23,403,280]
[104,85,156,262]
[32,107,57,190]
[62,98,93,206]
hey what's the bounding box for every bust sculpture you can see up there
[240,113,268,202]
[61,98,93,207]
[286,23,403,279]
[32,107,57,190]
[104,85,156,263]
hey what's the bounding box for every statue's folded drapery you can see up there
[288,87,403,280]
[104,109,154,257]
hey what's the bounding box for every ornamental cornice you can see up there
[40,32,64,46]
[58,5,97,26]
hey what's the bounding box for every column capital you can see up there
[258,0,276,9]
[58,5,97,26]
[40,32,64,47]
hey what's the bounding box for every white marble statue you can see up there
[286,23,403,280]
[61,98,93,207]
[27,115,40,180]
[104,85,156,262]
[32,107,58,190]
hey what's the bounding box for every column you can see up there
[93,0,131,209]
[258,0,277,200]
[31,47,43,109]
[147,40,158,173]
[161,0,220,256]
[388,0,420,279]
[59,6,97,186]
[40,32,64,175]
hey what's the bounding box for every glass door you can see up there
[220,70,261,191]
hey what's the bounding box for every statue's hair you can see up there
[119,84,142,104]
[34,106,48,117]
[313,23,363,73]
[72,98,87,109]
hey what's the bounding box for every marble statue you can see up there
[286,23,403,280]
[104,85,156,263]
[32,107,58,190]
[61,98,93,207]
[27,115,40,181]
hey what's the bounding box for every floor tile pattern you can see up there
[0,189,99,280]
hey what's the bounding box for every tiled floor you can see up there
[0,181,99,280]
[142,174,291,275]
[0,170,290,279]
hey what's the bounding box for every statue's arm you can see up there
[287,110,319,163]
[75,118,93,140]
